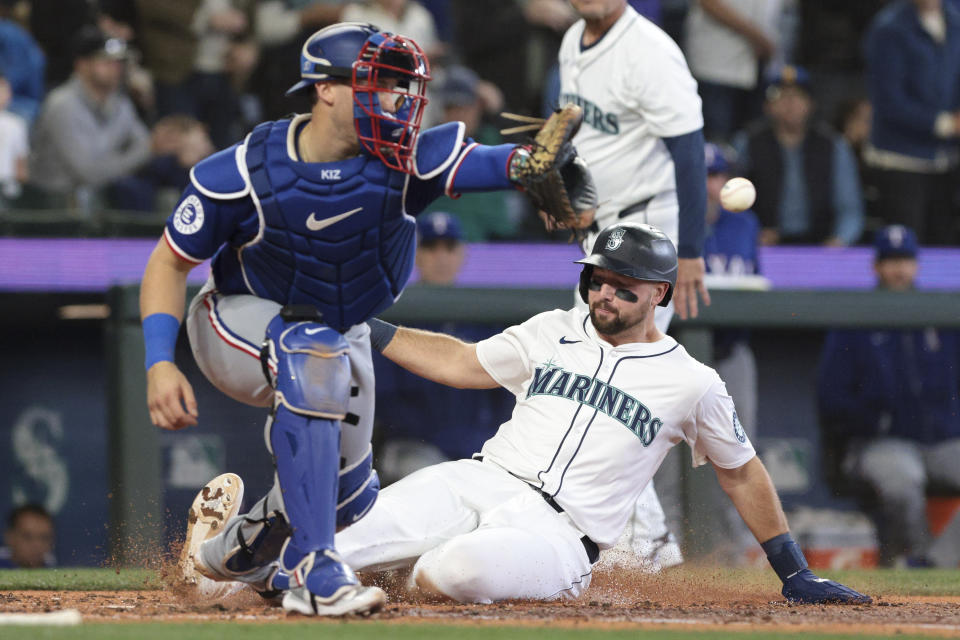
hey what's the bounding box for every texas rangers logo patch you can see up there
[173,195,204,235]
[606,228,626,251]
[733,410,747,444]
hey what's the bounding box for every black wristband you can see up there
[367,318,399,352]
[761,532,808,582]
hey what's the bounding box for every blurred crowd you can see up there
[3,1,960,571]
[1,0,959,246]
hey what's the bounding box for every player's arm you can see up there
[408,116,595,232]
[663,129,710,320]
[367,319,499,390]
[140,184,238,430]
[713,455,787,543]
[698,0,776,59]
[141,239,201,430]
[713,456,870,604]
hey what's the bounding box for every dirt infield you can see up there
[3,568,960,636]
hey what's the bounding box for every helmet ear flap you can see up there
[659,282,674,307]
[578,265,593,304]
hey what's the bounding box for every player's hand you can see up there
[147,361,199,430]
[673,257,711,320]
[782,569,872,604]
[749,32,776,60]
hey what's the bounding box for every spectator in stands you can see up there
[414,211,466,285]
[818,225,960,568]
[733,65,864,246]
[863,0,960,245]
[251,1,346,120]
[137,1,255,150]
[111,114,215,212]
[683,0,784,141]
[373,212,513,484]
[422,65,521,241]
[342,0,442,59]
[833,96,878,221]
[27,27,151,211]
[0,504,55,569]
[0,71,28,208]
[0,0,46,122]
[834,96,873,170]
[30,0,97,89]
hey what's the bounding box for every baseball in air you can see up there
[720,177,756,212]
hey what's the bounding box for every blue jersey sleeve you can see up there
[406,136,517,215]
[163,184,256,263]
[663,128,707,259]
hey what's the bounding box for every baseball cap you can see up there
[417,212,463,243]
[73,26,129,61]
[874,225,918,261]
[704,142,730,175]
[433,65,479,108]
[764,64,811,100]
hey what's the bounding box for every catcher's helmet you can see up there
[286,22,431,174]
[575,222,678,307]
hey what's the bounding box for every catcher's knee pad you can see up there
[262,305,351,418]
[337,447,380,528]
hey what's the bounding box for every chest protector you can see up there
[239,118,414,331]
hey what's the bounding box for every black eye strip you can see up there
[589,278,638,303]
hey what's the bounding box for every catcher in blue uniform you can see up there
[140,22,595,616]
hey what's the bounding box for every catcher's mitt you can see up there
[505,105,597,240]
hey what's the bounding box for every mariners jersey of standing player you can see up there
[474,307,755,549]
[558,5,703,248]
[163,116,515,332]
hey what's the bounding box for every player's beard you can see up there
[589,300,646,336]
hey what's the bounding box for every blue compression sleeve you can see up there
[143,313,180,370]
[367,318,399,352]
[663,129,707,258]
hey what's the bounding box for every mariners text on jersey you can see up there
[527,365,662,445]
[559,93,619,135]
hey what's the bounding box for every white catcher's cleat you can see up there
[282,584,386,617]
[180,473,245,598]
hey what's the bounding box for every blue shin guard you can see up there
[263,308,358,597]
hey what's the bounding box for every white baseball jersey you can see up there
[475,308,755,548]
[559,6,703,241]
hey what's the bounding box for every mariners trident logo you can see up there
[606,228,626,251]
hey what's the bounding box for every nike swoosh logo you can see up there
[306,207,363,232]
[559,336,581,344]
[304,327,328,335]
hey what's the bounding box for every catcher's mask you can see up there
[286,22,431,174]
[575,222,678,307]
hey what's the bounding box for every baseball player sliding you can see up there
[557,0,710,571]
[141,23,594,617]
[192,222,870,605]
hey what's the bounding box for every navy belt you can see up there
[537,489,600,564]
[587,197,654,234]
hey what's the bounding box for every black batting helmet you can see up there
[575,222,678,307]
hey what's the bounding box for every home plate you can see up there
[0,609,82,625]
